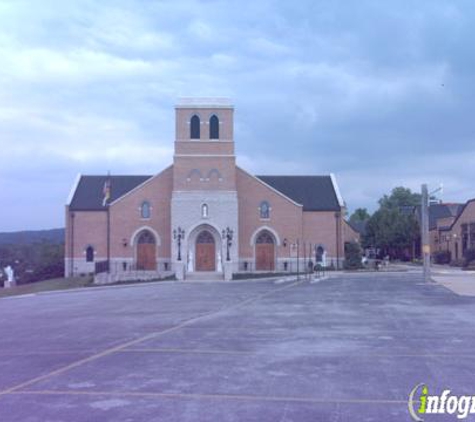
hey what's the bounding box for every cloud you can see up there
[1,0,475,230]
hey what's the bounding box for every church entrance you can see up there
[255,230,275,271]
[136,230,157,270]
[195,230,216,271]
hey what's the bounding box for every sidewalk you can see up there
[431,266,475,297]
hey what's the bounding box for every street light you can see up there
[173,227,185,261]
[222,227,233,261]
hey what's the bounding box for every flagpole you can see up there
[104,172,111,275]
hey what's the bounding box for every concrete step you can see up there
[186,271,224,281]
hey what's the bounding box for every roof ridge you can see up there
[256,175,330,177]
[80,174,153,177]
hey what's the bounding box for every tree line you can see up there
[0,241,64,285]
[349,187,421,260]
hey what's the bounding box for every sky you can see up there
[1,0,474,231]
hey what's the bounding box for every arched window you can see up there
[86,246,94,262]
[209,115,219,139]
[256,231,275,244]
[202,203,209,218]
[137,230,156,244]
[197,230,214,244]
[259,201,270,219]
[140,201,151,219]
[190,115,200,139]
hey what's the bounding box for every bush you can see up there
[450,259,465,267]
[344,241,363,270]
[463,248,475,267]
[433,250,451,265]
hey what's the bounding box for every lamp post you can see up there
[222,227,233,261]
[173,227,185,261]
[334,211,341,270]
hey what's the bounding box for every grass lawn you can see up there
[0,276,93,298]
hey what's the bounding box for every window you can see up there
[209,115,219,139]
[197,230,214,244]
[462,224,468,254]
[86,246,94,262]
[256,231,274,244]
[137,230,156,244]
[470,223,475,249]
[259,201,270,219]
[190,115,200,139]
[202,203,209,218]
[140,201,151,219]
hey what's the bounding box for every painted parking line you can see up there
[0,278,305,397]
[11,389,408,405]
[118,348,475,358]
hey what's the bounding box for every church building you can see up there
[65,98,356,281]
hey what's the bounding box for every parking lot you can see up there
[1,272,475,421]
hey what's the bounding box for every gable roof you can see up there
[256,175,341,212]
[69,175,152,211]
[446,198,475,231]
[68,173,343,212]
[414,203,463,230]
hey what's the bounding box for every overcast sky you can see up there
[1,0,474,231]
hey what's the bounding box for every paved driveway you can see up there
[1,273,474,421]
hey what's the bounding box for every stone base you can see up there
[94,271,173,285]
[4,280,16,289]
[223,262,233,281]
[175,262,186,281]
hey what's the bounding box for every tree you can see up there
[349,208,371,225]
[363,187,420,260]
[344,241,363,269]
[378,187,421,210]
[0,242,64,284]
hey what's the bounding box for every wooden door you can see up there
[255,231,275,271]
[196,230,215,271]
[137,230,156,270]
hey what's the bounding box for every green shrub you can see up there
[344,241,363,270]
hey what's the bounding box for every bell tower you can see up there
[173,97,236,191]
[171,98,238,280]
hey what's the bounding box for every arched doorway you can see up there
[255,230,275,271]
[136,230,157,270]
[195,230,216,271]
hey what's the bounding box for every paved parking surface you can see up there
[1,273,475,421]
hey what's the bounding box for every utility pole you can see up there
[421,184,431,283]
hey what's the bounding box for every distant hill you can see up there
[0,228,65,245]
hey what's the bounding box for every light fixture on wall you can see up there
[122,238,128,247]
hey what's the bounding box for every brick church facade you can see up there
[65,98,357,281]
